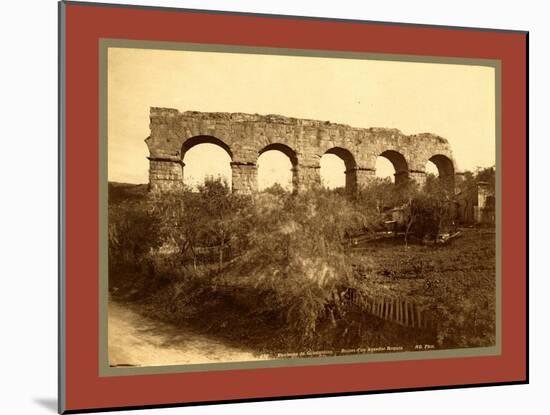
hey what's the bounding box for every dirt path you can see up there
[108,300,267,367]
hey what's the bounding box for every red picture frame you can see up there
[59,1,527,413]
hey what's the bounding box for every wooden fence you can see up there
[342,289,433,330]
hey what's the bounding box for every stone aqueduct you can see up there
[145,108,460,193]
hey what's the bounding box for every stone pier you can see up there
[231,162,258,194]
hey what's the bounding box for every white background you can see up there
[0,0,543,414]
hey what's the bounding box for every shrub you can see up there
[108,192,161,290]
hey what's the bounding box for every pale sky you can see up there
[108,47,495,189]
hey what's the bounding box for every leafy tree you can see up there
[475,166,495,190]
[377,175,453,246]
[197,177,241,271]
[108,200,160,271]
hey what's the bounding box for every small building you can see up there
[474,181,495,224]
[456,181,495,225]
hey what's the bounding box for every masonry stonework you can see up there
[145,108,460,194]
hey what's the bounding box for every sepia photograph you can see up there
[103,41,499,372]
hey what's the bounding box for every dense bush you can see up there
[406,184,455,242]
[108,190,161,292]
[221,187,366,347]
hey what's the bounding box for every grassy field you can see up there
[349,228,496,349]
[108,182,496,356]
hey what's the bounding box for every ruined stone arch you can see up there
[426,154,456,190]
[258,143,298,165]
[322,147,357,192]
[377,150,410,185]
[181,135,233,160]
[427,154,455,178]
[179,135,233,189]
[257,143,299,191]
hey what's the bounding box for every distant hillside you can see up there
[108,182,148,204]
